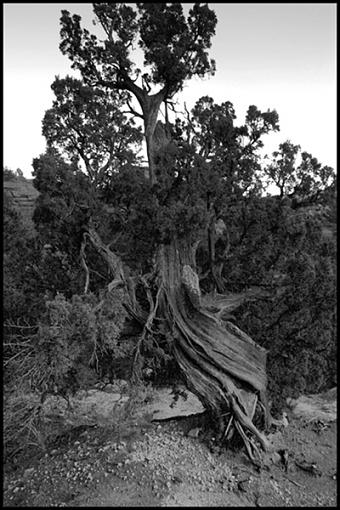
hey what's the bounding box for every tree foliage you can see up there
[59,3,216,96]
[264,140,335,201]
[58,3,217,184]
[43,76,143,184]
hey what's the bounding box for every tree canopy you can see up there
[59,3,217,183]
[43,76,143,184]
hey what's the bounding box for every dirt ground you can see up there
[3,405,337,507]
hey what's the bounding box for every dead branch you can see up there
[132,278,164,379]
[80,235,90,294]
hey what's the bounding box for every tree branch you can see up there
[125,96,144,119]
[80,235,90,294]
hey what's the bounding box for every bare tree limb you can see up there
[80,235,90,294]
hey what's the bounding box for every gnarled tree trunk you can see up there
[137,235,273,461]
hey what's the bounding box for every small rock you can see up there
[238,480,250,492]
[116,379,129,389]
[282,412,289,427]
[13,487,20,493]
[188,428,201,438]
[23,467,35,478]
[271,452,282,465]
[103,384,116,393]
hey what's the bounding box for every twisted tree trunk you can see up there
[155,237,271,458]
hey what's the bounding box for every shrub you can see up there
[3,289,134,460]
[3,390,44,462]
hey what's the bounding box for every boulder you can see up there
[42,389,129,427]
[286,387,337,422]
[140,386,205,420]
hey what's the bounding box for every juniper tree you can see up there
[40,2,287,461]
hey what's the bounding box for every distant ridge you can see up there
[4,176,39,235]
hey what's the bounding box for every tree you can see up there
[3,170,51,323]
[35,2,297,462]
[265,140,335,202]
[221,190,336,413]
[3,188,31,321]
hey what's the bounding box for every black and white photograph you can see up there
[4,3,336,507]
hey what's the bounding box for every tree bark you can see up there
[153,236,271,455]
[140,91,165,185]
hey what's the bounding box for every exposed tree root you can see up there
[132,279,164,380]
[84,226,146,323]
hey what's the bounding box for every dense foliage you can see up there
[4,116,336,415]
[225,195,336,412]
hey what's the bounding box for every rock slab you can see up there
[141,387,205,421]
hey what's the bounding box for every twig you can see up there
[4,323,37,329]
[4,342,32,348]
[4,350,27,367]
[235,421,255,463]
[284,475,304,488]
[223,414,234,440]
[295,461,321,476]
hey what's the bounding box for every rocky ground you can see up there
[3,388,337,507]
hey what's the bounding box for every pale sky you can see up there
[3,3,337,178]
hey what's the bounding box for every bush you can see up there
[230,200,336,414]
[3,390,45,462]
[4,290,132,393]
[3,289,135,460]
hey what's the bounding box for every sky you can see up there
[3,3,337,178]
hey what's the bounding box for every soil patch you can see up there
[3,407,336,507]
